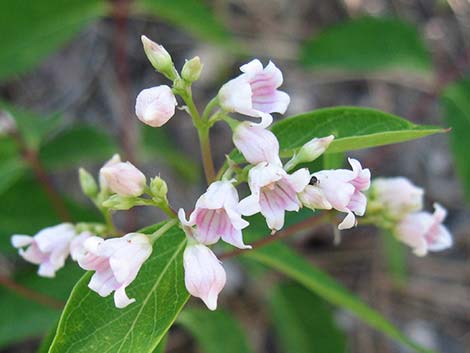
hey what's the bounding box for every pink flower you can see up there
[178,181,250,249]
[239,163,310,231]
[11,223,76,277]
[395,203,453,256]
[370,177,424,219]
[135,85,177,127]
[218,59,290,127]
[78,233,152,308]
[183,243,226,311]
[300,158,371,230]
[233,121,282,166]
[100,161,146,197]
[99,154,122,191]
[70,231,93,261]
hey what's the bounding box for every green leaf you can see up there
[272,107,445,157]
[441,79,470,201]
[269,283,347,353]
[48,222,189,353]
[301,17,432,74]
[322,152,344,169]
[0,265,83,348]
[137,0,232,44]
[245,242,437,353]
[0,177,100,253]
[0,0,105,80]
[38,323,59,353]
[39,125,118,170]
[178,309,254,353]
[151,335,167,353]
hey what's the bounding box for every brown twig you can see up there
[0,275,64,310]
[219,213,329,260]
[11,131,72,222]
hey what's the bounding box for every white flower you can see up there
[178,181,250,249]
[183,243,226,311]
[395,203,453,256]
[11,223,76,277]
[78,233,152,308]
[99,154,122,191]
[218,59,290,127]
[239,162,310,231]
[300,158,371,230]
[135,85,177,127]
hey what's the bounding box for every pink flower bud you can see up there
[239,163,310,231]
[178,181,250,249]
[395,203,452,256]
[233,122,282,166]
[285,135,335,171]
[99,154,121,191]
[0,110,16,136]
[78,233,152,308]
[141,35,174,78]
[135,85,177,127]
[218,59,290,127]
[183,243,226,311]
[370,177,424,219]
[100,161,146,197]
[11,223,76,277]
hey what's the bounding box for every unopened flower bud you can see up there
[285,135,334,171]
[135,85,177,127]
[100,161,146,197]
[181,56,203,83]
[99,154,121,191]
[102,195,137,210]
[141,35,175,80]
[79,168,98,199]
[150,176,168,202]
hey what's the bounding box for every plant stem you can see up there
[201,97,219,120]
[103,209,118,236]
[148,218,178,243]
[219,213,328,259]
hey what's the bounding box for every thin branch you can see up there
[0,275,64,310]
[219,213,328,260]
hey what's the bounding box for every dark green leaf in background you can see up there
[48,223,189,353]
[0,0,106,80]
[301,17,432,74]
[269,283,347,353]
[178,309,254,353]
[441,79,470,201]
[0,265,83,348]
[137,0,232,44]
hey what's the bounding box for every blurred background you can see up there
[0,0,469,352]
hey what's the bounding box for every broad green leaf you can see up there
[301,17,432,74]
[269,283,346,353]
[441,79,470,201]
[39,125,118,170]
[0,177,100,253]
[272,107,445,156]
[178,309,254,353]
[322,152,344,169]
[137,0,232,44]
[0,102,63,149]
[245,242,437,353]
[38,323,59,353]
[151,335,167,353]
[140,125,200,182]
[0,0,105,80]
[48,223,189,353]
[0,265,83,348]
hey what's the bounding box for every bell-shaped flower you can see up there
[239,162,310,231]
[178,181,250,249]
[233,121,282,166]
[11,223,76,277]
[395,203,453,256]
[135,85,177,127]
[218,59,290,127]
[70,231,93,261]
[100,161,146,197]
[183,243,226,311]
[78,233,152,308]
[370,177,424,219]
[300,158,371,230]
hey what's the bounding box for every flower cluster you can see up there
[10,36,453,313]
[367,177,453,256]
